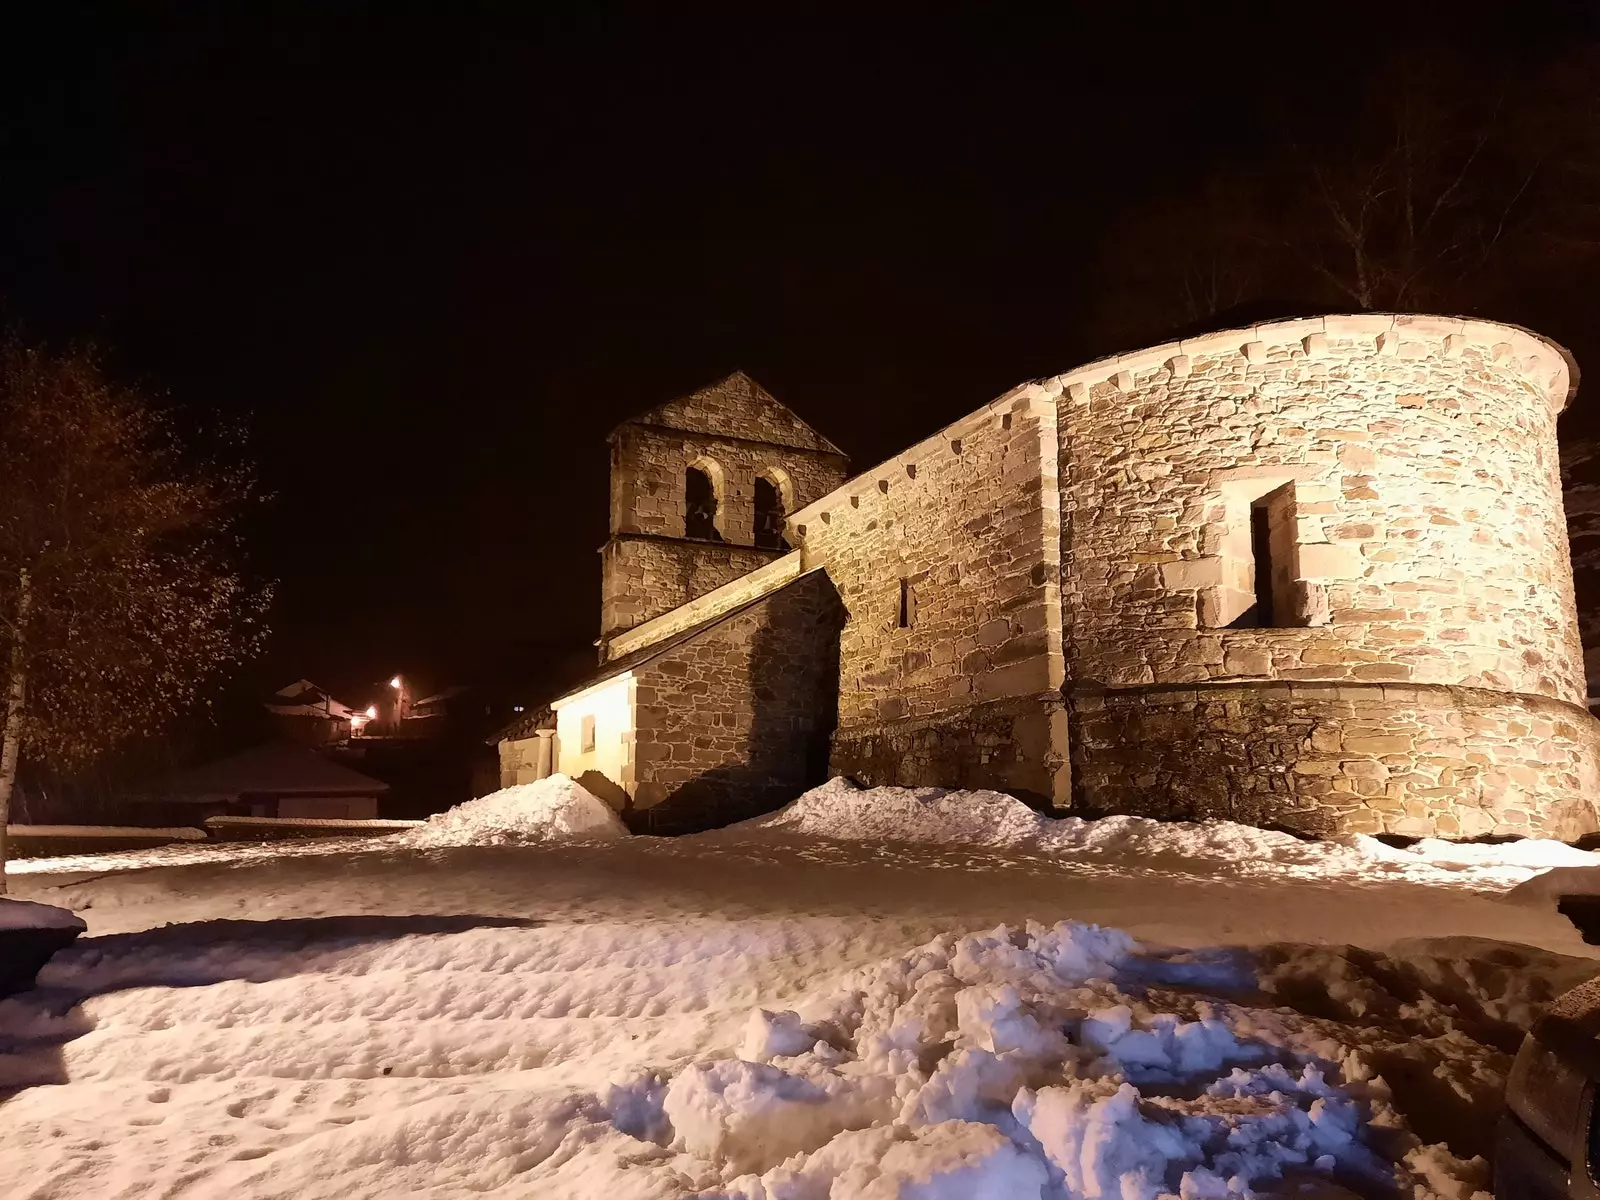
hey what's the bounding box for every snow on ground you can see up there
[404,774,627,848]
[736,776,1600,890]
[2,781,1599,1197]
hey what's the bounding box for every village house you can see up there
[133,741,390,823]
[500,317,1600,838]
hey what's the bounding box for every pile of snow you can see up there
[740,777,1058,847]
[0,897,85,932]
[649,922,1490,1197]
[736,776,1600,888]
[404,774,628,848]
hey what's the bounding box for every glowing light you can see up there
[390,676,401,689]
[513,705,524,713]
[365,706,377,718]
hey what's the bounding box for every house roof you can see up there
[412,685,470,710]
[545,566,831,711]
[136,742,391,803]
[487,703,554,746]
[614,371,846,456]
[264,679,361,722]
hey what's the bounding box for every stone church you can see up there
[499,315,1600,839]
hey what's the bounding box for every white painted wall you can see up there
[551,672,636,800]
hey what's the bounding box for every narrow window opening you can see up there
[1226,483,1299,629]
[754,476,787,549]
[898,578,916,629]
[1249,505,1275,627]
[580,714,596,753]
[685,465,722,541]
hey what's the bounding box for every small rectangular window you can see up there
[580,714,596,753]
[898,578,916,629]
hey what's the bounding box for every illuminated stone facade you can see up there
[599,371,849,655]
[537,316,1600,839]
[1046,314,1597,836]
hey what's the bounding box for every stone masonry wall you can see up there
[791,388,1069,805]
[1070,680,1600,839]
[630,570,844,834]
[1056,315,1584,705]
[602,405,847,646]
[831,695,1065,806]
[601,536,779,647]
[607,551,804,662]
[609,424,848,547]
[1044,313,1599,837]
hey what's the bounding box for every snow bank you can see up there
[0,897,85,932]
[735,776,1600,888]
[404,774,627,848]
[658,921,1491,1198]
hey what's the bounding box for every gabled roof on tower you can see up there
[615,370,845,456]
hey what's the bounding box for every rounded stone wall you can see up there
[1050,313,1600,837]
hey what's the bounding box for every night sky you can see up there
[3,3,1597,713]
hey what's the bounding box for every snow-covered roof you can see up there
[265,679,360,722]
[135,742,391,803]
[412,685,469,709]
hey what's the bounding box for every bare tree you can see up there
[0,336,270,889]
[1089,52,1600,347]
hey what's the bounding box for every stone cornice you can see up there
[1065,676,1595,722]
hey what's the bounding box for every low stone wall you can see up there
[830,694,1068,810]
[1068,680,1600,838]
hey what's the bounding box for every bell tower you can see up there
[600,371,848,660]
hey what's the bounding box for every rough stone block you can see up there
[1296,543,1363,580]
[1159,557,1223,590]
[1223,648,1272,676]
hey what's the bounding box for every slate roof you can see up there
[136,742,391,803]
